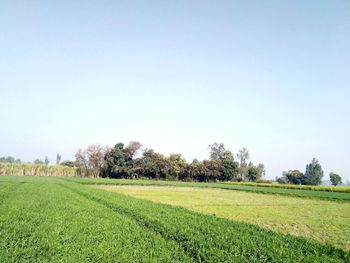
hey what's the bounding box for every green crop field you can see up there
[1,176,350,262]
[65,177,350,201]
[99,185,350,250]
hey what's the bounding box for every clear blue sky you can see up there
[1,1,349,181]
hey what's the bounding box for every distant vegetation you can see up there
[0,156,21,164]
[0,163,79,177]
[0,142,344,186]
[71,142,265,182]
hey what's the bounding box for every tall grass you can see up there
[0,163,81,177]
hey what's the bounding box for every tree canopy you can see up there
[74,141,265,183]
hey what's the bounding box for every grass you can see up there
[0,176,349,262]
[98,185,350,250]
[64,177,350,201]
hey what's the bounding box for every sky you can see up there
[0,0,349,181]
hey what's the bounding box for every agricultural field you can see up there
[1,176,350,262]
[98,185,350,250]
[67,177,350,201]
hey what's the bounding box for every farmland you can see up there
[66,177,350,201]
[0,176,350,262]
[98,185,350,250]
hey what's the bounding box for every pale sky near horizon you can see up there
[1,1,349,181]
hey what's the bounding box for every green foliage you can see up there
[0,156,21,163]
[276,158,325,186]
[330,173,342,186]
[208,142,226,160]
[304,158,324,185]
[33,159,44,165]
[104,143,133,178]
[220,158,239,181]
[246,165,261,182]
[60,160,76,167]
[100,142,249,182]
[0,176,348,262]
[283,170,305,185]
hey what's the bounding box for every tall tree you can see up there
[208,143,226,160]
[220,158,239,181]
[56,153,62,165]
[105,143,133,179]
[169,153,186,180]
[330,172,342,186]
[257,163,266,177]
[125,141,142,159]
[237,147,250,180]
[75,149,89,176]
[304,158,324,185]
[86,144,107,178]
[247,165,261,182]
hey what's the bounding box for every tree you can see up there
[60,160,76,167]
[168,153,186,180]
[330,172,342,186]
[125,141,142,159]
[207,143,239,181]
[220,158,239,181]
[56,154,62,165]
[276,176,288,184]
[247,165,261,182]
[0,156,21,163]
[237,148,250,180]
[208,143,226,160]
[283,170,304,185]
[75,148,89,176]
[304,158,323,185]
[33,159,44,165]
[181,159,205,181]
[257,163,266,177]
[45,156,50,165]
[202,160,221,182]
[86,144,107,178]
[104,143,133,179]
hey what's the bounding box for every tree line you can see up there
[70,142,266,182]
[1,143,344,186]
[276,158,343,186]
